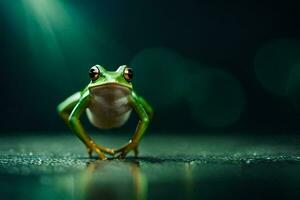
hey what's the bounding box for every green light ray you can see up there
[20,0,127,89]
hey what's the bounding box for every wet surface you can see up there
[0,132,300,200]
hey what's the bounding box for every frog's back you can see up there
[85,84,132,129]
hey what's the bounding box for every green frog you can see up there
[57,65,153,160]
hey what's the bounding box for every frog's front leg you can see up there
[115,92,153,159]
[57,92,81,124]
[57,92,114,159]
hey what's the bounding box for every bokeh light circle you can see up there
[130,47,188,109]
[187,63,245,127]
[254,39,300,96]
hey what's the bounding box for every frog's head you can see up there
[87,65,133,92]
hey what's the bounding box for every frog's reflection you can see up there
[77,160,148,200]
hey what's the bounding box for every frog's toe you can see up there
[107,149,115,155]
[86,146,107,160]
[94,149,107,160]
[115,146,139,159]
[96,145,114,156]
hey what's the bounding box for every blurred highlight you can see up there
[255,39,300,96]
[131,47,245,127]
[187,61,245,127]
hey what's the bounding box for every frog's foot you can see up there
[87,145,106,160]
[96,144,115,156]
[114,140,139,159]
[87,141,114,160]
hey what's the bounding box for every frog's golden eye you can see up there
[89,66,100,81]
[123,67,133,82]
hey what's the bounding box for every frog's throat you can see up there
[90,82,132,90]
[89,82,132,96]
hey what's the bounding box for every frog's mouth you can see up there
[89,83,132,98]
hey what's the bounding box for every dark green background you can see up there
[1,2,300,200]
[1,0,300,133]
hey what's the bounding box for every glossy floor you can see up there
[0,133,299,200]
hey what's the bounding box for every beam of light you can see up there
[22,0,65,69]
[19,0,126,90]
[21,0,83,89]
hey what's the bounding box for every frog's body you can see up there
[86,83,132,129]
[57,65,153,159]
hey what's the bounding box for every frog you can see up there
[57,65,153,160]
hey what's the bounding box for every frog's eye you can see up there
[123,67,133,82]
[89,66,100,81]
